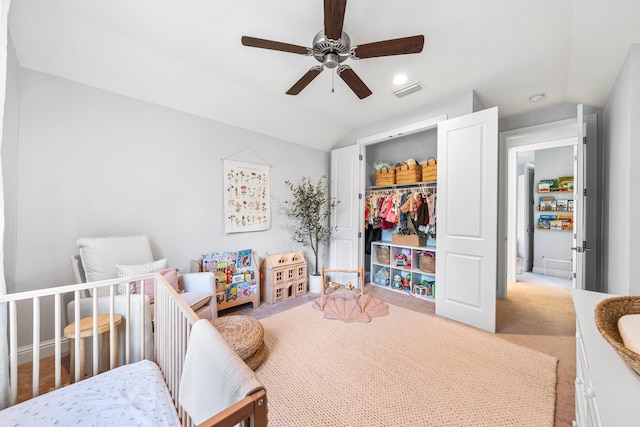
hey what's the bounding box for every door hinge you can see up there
[358,231,362,238]
[583,136,587,145]
[583,188,587,196]
[359,154,363,160]
[573,272,576,279]
[359,193,362,200]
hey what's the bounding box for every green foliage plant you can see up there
[284,176,339,276]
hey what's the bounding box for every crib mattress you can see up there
[0,359,180,426]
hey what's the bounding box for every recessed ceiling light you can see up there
[529,93,545,102]
[393,74,408,85]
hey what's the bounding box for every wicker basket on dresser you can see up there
[261,251,307,304]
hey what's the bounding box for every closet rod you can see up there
[366,181,437,195]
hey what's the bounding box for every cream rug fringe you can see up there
[256,302,557,427]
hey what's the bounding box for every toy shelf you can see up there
[370,241,436,301]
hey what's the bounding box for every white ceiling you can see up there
[8,0,640,152]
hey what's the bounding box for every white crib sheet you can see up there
[1,359,180,426]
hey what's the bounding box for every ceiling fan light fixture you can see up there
[324,52,340,68]
[393,81,423,98]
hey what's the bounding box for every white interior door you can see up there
[573,104,586,289]
[524,165,535,272]
[435,107,498,333]
[329,144,363,272]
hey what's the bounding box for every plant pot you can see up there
[308,274,322,294]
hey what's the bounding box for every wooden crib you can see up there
[0,274,267,426]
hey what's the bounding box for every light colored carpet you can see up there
[256,301,558,427]
[312,291,389,322]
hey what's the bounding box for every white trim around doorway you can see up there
[500,118,579,298]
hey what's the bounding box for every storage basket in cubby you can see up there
[375,167,395,186]
[377,246,390,264]
[419,251,436,273]
[392,233,427,247]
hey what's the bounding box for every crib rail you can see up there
[0,274,154,406]
[154,274,199,427]
[1,275,267,427]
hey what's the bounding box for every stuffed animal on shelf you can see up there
[392,274,403,289]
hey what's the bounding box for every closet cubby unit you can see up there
[370,241,436,301]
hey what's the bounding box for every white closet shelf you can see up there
[367,181,437,194]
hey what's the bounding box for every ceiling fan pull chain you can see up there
[332,69,335,93]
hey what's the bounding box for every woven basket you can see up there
[392,233,427,247]
[419,252,436,273]
[422,157,437,182]
[377,247,390,264]
[395,163,422,184]
[594,296,640,375]
[376,167,396,186]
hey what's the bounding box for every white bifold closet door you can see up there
[435,107,498,333]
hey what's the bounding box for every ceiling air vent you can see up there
[393,81,423,98]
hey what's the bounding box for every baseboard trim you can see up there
[18,338,70,365]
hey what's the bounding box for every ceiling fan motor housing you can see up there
[313,31,350,68]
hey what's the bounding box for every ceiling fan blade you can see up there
[351,35,425,59]
[241,36,310,55]
[337,65,372,99]
[286,66,324,95]
[324,0,347,40]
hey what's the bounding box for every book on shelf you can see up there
[550,219,563,230]
[559,214,573,231]
[538,179,556,192]
[538,214,557,230]
[539,196,556,211]
[556,199,568,211]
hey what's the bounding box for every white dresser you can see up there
[572,289,640,426]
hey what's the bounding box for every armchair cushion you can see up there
[180,273,217,319]
[180,291,212,312]
[78,236,154,294]
[115,260,169,298]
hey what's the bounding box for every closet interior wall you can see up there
[364,128,438,277]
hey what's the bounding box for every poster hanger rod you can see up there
[222,146,272,168]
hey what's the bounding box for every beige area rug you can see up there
[311,291,389,323]
[256,302,558,427]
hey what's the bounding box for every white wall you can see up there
[3,66,330,346]
[603,44,640,295]
[365,128,437,187]
[8,68,330,292]
[334,90,476,149]
[2,35,19,294]
[532,146,574,275]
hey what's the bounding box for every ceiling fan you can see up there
[241,0,425,99]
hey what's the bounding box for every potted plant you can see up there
[284,176,338,293]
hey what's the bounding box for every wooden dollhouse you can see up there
[261,251,307,304]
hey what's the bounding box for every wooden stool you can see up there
[64,313,122,382]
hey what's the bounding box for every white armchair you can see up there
[69,235,217,320]
[68,235,217,369]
